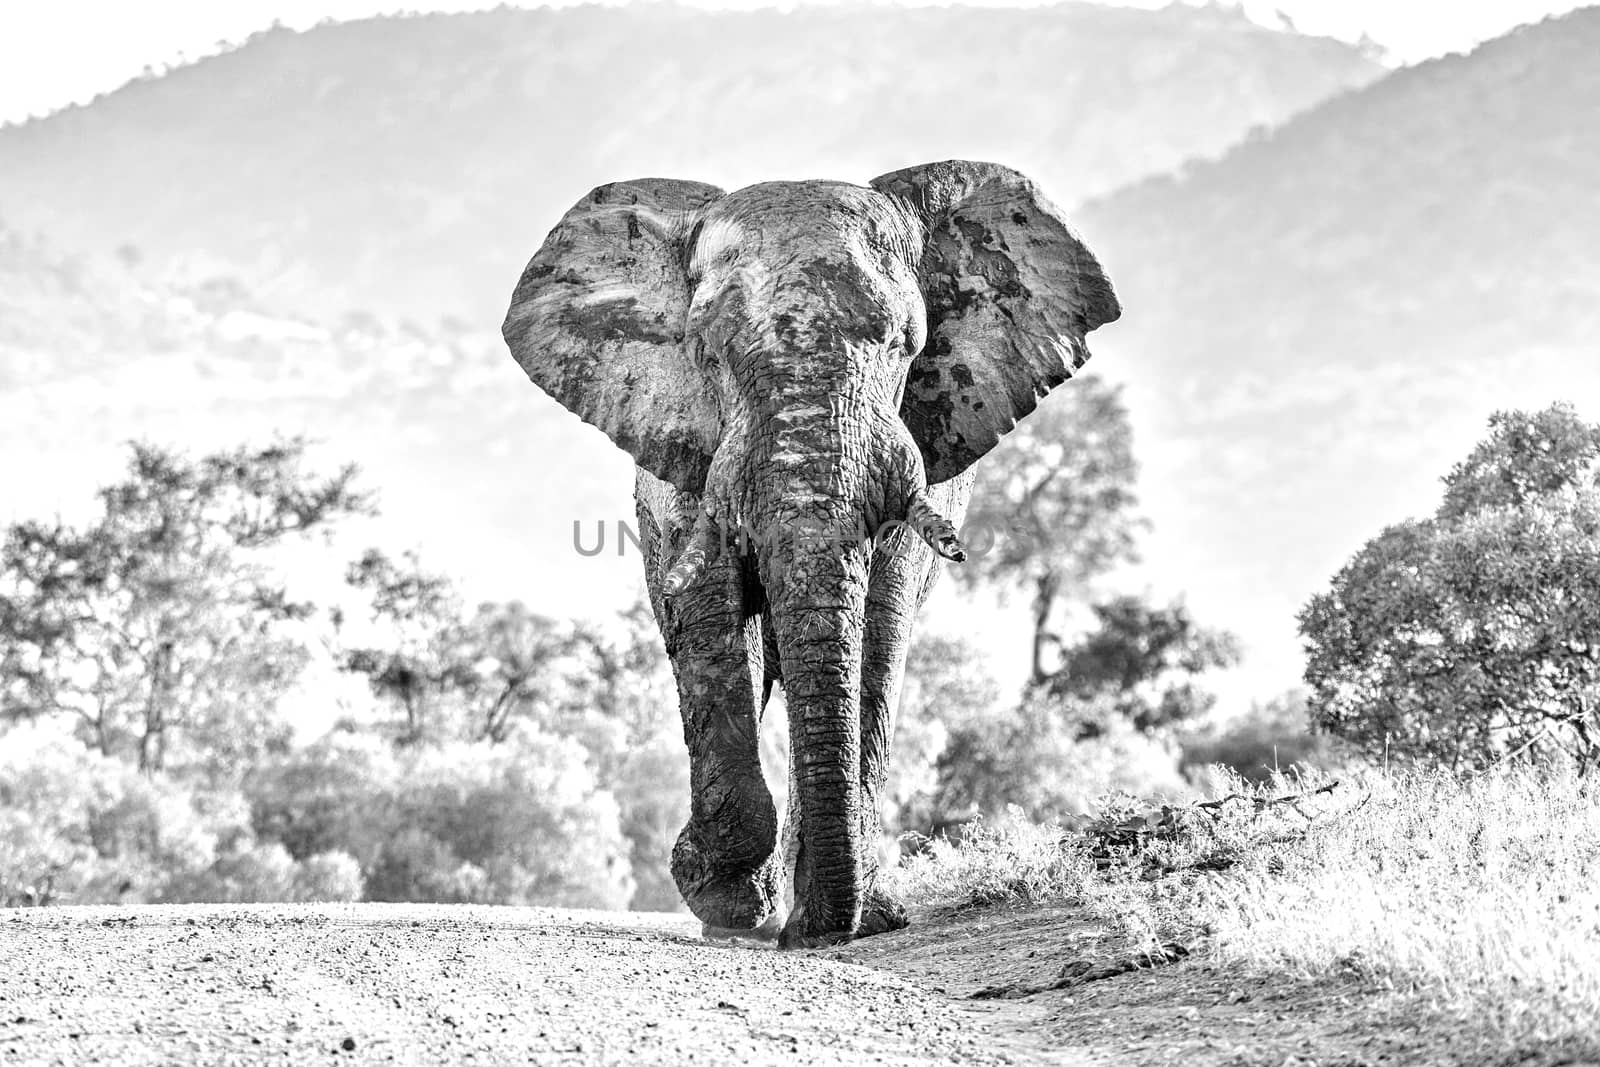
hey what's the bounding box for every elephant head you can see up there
[504,160,1119,943]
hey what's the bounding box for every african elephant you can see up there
[502,159,1119,946]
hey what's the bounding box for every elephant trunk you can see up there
[658,341,967,943]
[765,508,872,943]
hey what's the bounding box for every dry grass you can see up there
[889,763,1600,1049]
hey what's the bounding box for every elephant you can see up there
[502,159,1119,947]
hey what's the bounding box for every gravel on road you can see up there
[0,904,1022,1065]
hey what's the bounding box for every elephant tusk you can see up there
[907,491,967,563]
[663,508,722,597]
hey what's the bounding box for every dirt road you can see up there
[6,900,1559,1066]
[0,904,1050,1065]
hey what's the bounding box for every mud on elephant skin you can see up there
[503,159,1120,947]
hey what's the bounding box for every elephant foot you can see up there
[777,884,908,949]
[777,908,856,950]
[856,886,909,939]
[702,911,785,943]
[671,830,784,933]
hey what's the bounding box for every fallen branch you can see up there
[970,941,1192,1000]
[1068,780,1349,878]
[1191,780,1340,820]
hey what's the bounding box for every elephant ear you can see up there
[871,160,1121,484]
[503,178,726,492]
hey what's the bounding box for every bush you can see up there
[890,807,1091,911]
[377,730,634,909]
[245,726,637,910]
[289,850,365,902]
[0,720,360,906]
[1180,691,1345,784]
[364,827,491,903]
[1,721,214,903]
[888,633,1006,835]
[610,720,689,912]
[923,691,1190,831]
[0,807,94,906]
[245,731,400,863]
[173,842,299,903]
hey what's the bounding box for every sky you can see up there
[0,0,1591,124]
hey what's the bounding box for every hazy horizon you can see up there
[1,0,1592,125]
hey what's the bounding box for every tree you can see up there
[338,548,471,746]
[568,596,677,759]
[1300,404,1600,769]
[887,629,1196,831]
[340,554,667,755]
[887,633,1004,834]
[953,376,1144,684]
[1047,595,1241,736]
[456,600,589,744]
[339,562,687,910]
[1438,404,1600,519]
[929,380,1236,820]
[0,439,369,778]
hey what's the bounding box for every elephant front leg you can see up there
[668,588,785,937]
[853,523,949,938]
[638,480,783,935]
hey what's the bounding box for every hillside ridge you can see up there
[0,2,1383,327]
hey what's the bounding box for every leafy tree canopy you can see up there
[0,439,370,778]
[954,376,1144,684]
[338,550,673,760]
[1300,404,1600,769]
[1048,595,1241,736]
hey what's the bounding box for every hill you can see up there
[0,3,1382,329]
[1076,6,1600,689]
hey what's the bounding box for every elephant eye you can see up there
[903,309,928,358]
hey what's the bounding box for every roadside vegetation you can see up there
[3,397,1597,1059]
[890,403,1600,1056]
[0,439,684,911]
[891,765,1600,1051]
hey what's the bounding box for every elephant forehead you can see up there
[689,184,922,334]
[700,181,918,259]
[692,251,917,357]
